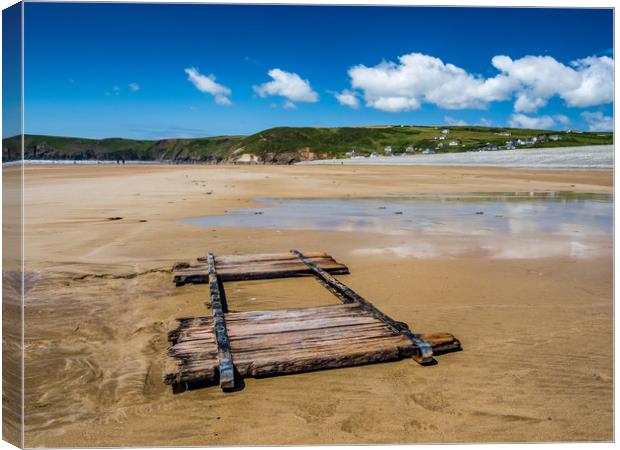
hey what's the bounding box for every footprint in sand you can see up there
[340,411,380,435]
[404,419,438,432]
[409,391,450,412]
[295,400,340,424]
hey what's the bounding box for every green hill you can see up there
[2,125,613,164]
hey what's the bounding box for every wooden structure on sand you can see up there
[165,250,461,391]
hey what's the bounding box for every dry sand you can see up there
[13,164,612,446]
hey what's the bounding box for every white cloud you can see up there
[477,118,492,126]
[283,100,297,110]
[553,114,571,127]
[348,53,507,112]
[581,111,613,131]
[491,55,613,112]
[184,67,232,106]
[129,82,140,92]
[564,57,614,108]
[344,52,613,113]
[508,113,556,129]
[444,116,468,126]
[254,68,318,106]
[334,90,360,109]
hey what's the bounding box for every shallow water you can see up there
[180,192,612,259]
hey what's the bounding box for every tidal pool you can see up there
[180,192,613,259]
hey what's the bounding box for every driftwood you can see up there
[291,249,433,364]
[206,253,234,390]
[164,304,461,385]
[173,251,349,285]
[166,250,462,391]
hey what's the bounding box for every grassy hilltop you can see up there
[2,125,613,164]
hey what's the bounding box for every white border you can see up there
[0,1,616,450]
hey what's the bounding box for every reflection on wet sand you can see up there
[181,192,612,260]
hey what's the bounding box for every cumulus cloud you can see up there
[444,116,468,126]
[508,114,559,129]
[283,100,297,110]
[554,114,571,127]
[477,118,492,126]
[348,53,509,112]
[254,68,318,105]
[581,111,613,131]
[334,90,360,109]
[129,82,140,92]
[491,55,613,112]
[184,67,232,105]
[564,57,614,108]
[344,52,613,113]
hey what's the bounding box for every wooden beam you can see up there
[173,253,349,285]
[164,303,462,385]
[291,249,434,364]
[207,253,235,390]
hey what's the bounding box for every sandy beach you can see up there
[16,164,612,446]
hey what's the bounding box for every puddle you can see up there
[180,192,612,259]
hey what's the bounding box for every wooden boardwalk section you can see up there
[166,250,461,391]
[173,251,349,285]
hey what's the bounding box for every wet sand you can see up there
[19,164,612,446]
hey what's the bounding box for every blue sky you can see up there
[21,3,613,139]
[3,2,21,138]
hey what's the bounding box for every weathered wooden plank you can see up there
[224,303,363,323]
[291,249,434,364]
[176,323,399,354]
[164,305,462,385]
[205,251,330,264]
[214,255,338,269]
[173,252,350,285]
[246,344,403,378]
[167,329,461,384]
[175,264,349,284]
[231,335,412,362]
[165,250,461,389]
[207,253,235,390]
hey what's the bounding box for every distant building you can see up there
[449,140,460,146]
[370,152,380,158]
[496,131,511,137]
[517,138,536,146]
[405,146,415,153]
[438,135,447,140]
[548,134,561,141]
[474,145,499,152]
[441,129,450,134]
[384,146,392,154]
[422,148,435,154]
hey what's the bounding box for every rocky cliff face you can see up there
[4,136,320,164]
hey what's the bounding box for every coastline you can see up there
[302,144,614,169]
[17,164,612,446]
[2,144,614,170]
